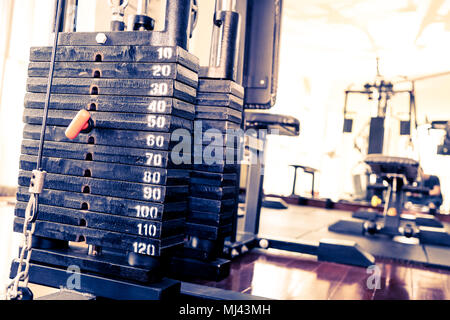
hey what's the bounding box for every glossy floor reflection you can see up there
[191,204,450,300]
[3,196,450,300]
[193,249,450,300]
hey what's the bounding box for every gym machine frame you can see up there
[222,0,375,268]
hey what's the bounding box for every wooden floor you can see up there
[2,197,450,300]
[191,204,450,300]
[193,249,450,300]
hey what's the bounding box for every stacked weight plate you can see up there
[184,78,244,260]
[14,44,199,287]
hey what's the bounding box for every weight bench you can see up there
[224,112,375,268]
[329,155,450,246]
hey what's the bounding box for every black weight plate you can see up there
[190,178,236,188]
[196,92,243,112]
[195,106,242,124]
[26,78,196,103]
[17,187,186,220]
[29,248,160,284]
[14,217,184,257]
[28,62,198,88]
[190,171,237,187]
[193,132,244,148]
[24,109,193,132]
[19,155,189,185]
[15,202,185,239]
[23,109,193,132]
[30,45,199,73]
[24,124,177,151]
[193,121,244,148]
[198,79,244,99]
[187,210,233,227]
[193,146,242,162]
[189,197,235,213]
[185,222,232,241]
[189,185,236,200]
[169,255,231,282]
[192,162,238,173]
[195,119,241,133]
[21,140,190,169]
[25,93,195,120]
[18,170,188,203]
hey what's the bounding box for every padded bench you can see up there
[245,111,300,136]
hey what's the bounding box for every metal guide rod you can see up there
[215,0,236,11]
[38,0,63,170]
[137,0,149,14]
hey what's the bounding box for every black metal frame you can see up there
[329,165,450,247]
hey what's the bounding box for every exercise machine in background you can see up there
[329,155,450,247]
[431,120,450,156]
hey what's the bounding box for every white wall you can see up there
[262,0,450,211]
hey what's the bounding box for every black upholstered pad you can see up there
[365,154,419,182]
[245,112,300,137]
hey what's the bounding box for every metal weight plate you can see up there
[198,79,244,99]
[25,93,195,120]
[21,140,190,169]
[190,171,237,187]
[185,223,232,241]
[23,109,193,132]
[19,155,189,185]
[26,78,196,103]
[18,171,188,203]
[24,124,176,151]
[196,92,243,112]
[195,119,242,133]
[15,202,185,239]
[189,197,235,214]
[17,187,186,220]
[28,248,160,284]
[30,46,200,73]
[24,109,193,132]
[28,62,198,88]
[14,217,184,257]
[187,210,233,226]
[193,145,242,163]
[195,106,242,124]
[189,185,236,200]
[192,160,238,173]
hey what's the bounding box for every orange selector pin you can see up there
[65,110,91,140]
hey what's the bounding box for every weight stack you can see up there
[12,39,199,298]
[181,78,244,264]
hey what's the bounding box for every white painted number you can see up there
[148,100,167,113]
[152,65,171,76]
[132,242,155,256]
[146,135,164,147]
[143,187,162,201]
[143,171,161,184]
[157,47,173,59]
[145,153,162,166]
[150,83,168,95]
[147,115,166,129]
[137,223,157,237]
[135,205,158,219]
